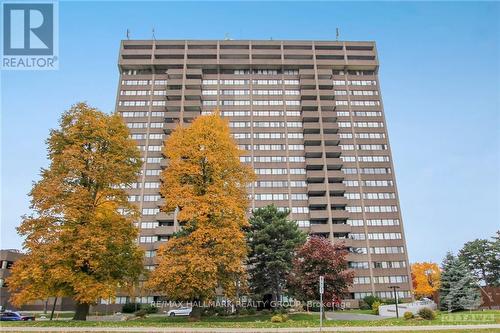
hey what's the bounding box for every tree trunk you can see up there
[73,302,90,321]
[189,303,202,321]
[50,297,58,320]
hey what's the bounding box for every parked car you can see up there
[0,311,35,321]
[167,307,192,317]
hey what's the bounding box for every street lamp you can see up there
[388,285,400,318]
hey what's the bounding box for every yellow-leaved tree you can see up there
[7,103,144,320]
[411,262,441,300]
[146,112,255,318]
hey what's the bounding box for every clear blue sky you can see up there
[1,1,499,264]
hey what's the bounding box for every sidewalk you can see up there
[1,324,499,332]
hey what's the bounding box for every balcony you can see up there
[299,69,315,78]
[163,122,179,134]
[319,100,336,111]
[184,79,202,88]
[304,133,322,146]
[300,79,316,89]
[331,223,351,234]
[160,159,169,169]
[322,122,339,134]
[301,100,319,111]
[183,99,202,111]
[307,183,327,195]
[154,225,176,235]
[303,122,321,134]
[324,145,341,158]
[305,158,325,170]
[308,196,328,208]
[167,78,183,86]
[309,210,329,220]
[306,170,325,182]
[325,158,342,170]
[300,89,317,99]
[166,68,184,79]
[305,145,323,157]
[302,111,320,122]
[323,134,340,146]
[186,68,202,78]
[183,111,201,121]
[328,183,346,194]
[309,223,331,234]
[166,89,182,100]
[330,196,348,207]
[326,170,344,181]
[330,210,349,220]
[184,89,202,99]
[156,211,175,222]
[166,100,182,111]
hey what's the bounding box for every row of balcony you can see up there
[119,58,376,68]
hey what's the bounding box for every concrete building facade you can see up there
[114,39,412,307]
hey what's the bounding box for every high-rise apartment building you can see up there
[115,39,412,305]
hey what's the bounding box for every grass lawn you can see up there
[1,310,498,328]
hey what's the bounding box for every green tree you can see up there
[458,235,499,287]
[7,103,144,320]
[246,205,307,304]
[146,112,255,319]
[439,252,481,312]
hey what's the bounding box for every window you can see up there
[349,233,366,240]
[364,206,398,213]
[292,207,309,214]
[347,219,364,226]
[144,182,160,189]
[357,155,390,162]
[142,208,160,215]
[288,144,304,151]
[141,222,159,229]
[255,168,288,175]
[291,193,308,200]
[122,80,150,86]
[202,79,217,85]
[143,195,161,202]
[351,100,380,107]
[363,193,396,200]
[297,220,310,227]
[351,90,378,96]
[139,236,158,243]
[354,276,371,285]
[147,145,162,152]
[362,180,394,187]
[368,233,402,240]
[146,157,162,163]
[370,246,405,254]
[349,80,377,86]
[356,133,385,139]
[349,261,369,269]
[254,193,288,201]
[354,122,384,128]
[119,100,149,107]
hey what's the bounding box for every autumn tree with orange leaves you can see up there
[7,103,144,320]
[146,112,255,318]
[411,262,441,299]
